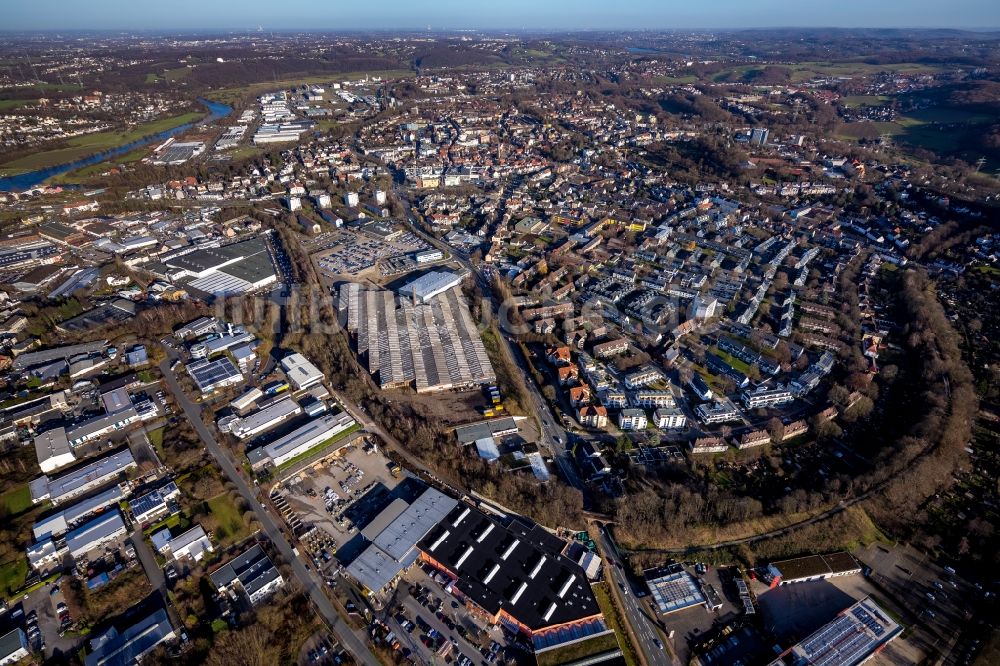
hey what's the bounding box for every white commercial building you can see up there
[34,427,76,473]
[397,271,463,303]
[29,449,136,505]
[33,485,125,540]
[64,510,127,560]
[249,412,356,469]
[231,397,302,439]
[280,353,325,391]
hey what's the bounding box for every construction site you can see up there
[337,281,496,394]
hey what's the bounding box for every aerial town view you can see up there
[0,1,999,665]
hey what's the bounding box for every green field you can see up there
[712,347,751,375]
[207,493,249,542]
[840,95,893,108]
[0,111,203,176]
[147,65,194,84]
[46,145,151,184]
[0,99,35,110]
[536,632,621,666]
[713,60,941,84]
[591,583,639,666]
[0,484,32,517]
[0,557,28,598]
[838,106,996,158]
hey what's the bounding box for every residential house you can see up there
[618,409,648,431]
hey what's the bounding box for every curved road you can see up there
[157,356,378,665]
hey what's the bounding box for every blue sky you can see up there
[4,0,1000,31]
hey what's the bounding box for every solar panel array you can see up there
[794,599,898,666]
[647,570,705,615]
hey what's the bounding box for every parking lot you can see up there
[855,543,985,665]
[311,228,428,279]
[655,565,743,664]
[296,629,347,665]
[752,571,926,666]
[3,576,81,662]
[379,565,513,665]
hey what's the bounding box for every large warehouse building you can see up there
[338,282,495,393]
[769,597,901,666]
[418,502,610,653]
[29,449,136,506]
[246,411,357,470]
[764,552,862,587]
[162,236,277,297]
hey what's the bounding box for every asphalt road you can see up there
[157,356,378,665]
[131,529,166,596]
[597,527,673,666]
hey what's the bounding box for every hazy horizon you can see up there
[4,0,1000,32]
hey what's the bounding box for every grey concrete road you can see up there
[131,530,166,595]
[598,526,673,666]
[158,356,378,665]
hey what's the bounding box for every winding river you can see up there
[0,97,233,192]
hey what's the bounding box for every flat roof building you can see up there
[29,449,136,505]
[280,353,325,391]
[153,525,213,562]
[84,607,176,666]
[187,356,243,394]
[398,271,464,303]
[33,485,125,540]
[0,629,29,666]
[765,552,862,586]
[34,426,75,473]
[418,504,608,652]
[231,397,302,439]
[645,567,707,615]
[65,510,127,560]
[769,597,901,666]
[346,487,458,595]
[129,481,181,526]
[248,412,356,470]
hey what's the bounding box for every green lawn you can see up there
[0,557,29,598]
[0,111,203,174]
[840,95,893,108]
[0,484,32,517]
[712,348,751,375]
[536,632,621,666]
[144,512,186,535]
[0,99,34,110]
[591,583,639,666]
[47,146,151,184]
[275,423,362,473]
[207,493,249,543]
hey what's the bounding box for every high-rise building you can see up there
[751,128,769,146]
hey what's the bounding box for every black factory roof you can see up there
[419,504,600,631]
